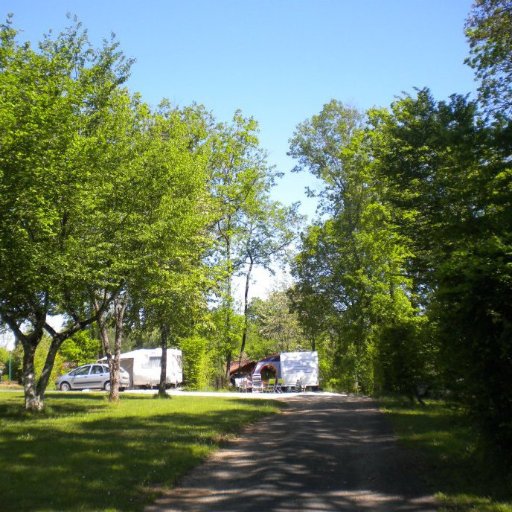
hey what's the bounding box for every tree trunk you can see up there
[22,340,44,411]
[158,324,169,398]
[36,335,63,398]
[6,313,47,411]
[223,236,233,384]
[238,255,254,370]
[94,297,112,353]
[94,296,124,402]
[225,350,232,385]
[109,299,126,402]
[95,299,112,373]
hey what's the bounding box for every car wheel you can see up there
[104,381,111,391]
[60,382,71,391]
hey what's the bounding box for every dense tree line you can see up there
[289,0,512,455]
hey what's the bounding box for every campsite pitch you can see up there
[146,394,437,512]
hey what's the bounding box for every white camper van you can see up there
[114,348,183,388]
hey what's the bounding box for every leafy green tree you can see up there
[289,101,417,393]
[0,18,133,410]
[246,290,308,359]
[7,343,24,383]
[372,88,512,451]
[0,346,8,378]
[288,227,335,353]
[131,105,212,397]
[179,334,213,390]
[88,99,213,400]
[465,0,512,117]
[369,90,487,300]
[59,331,102,367]
[237,202,302,366]
[208,111,283,383]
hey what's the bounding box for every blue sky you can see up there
[3,0,477,219]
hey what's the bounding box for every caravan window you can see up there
[149,356,161,368]
[141,356,161,369]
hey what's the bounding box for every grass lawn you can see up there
[379,397,512,512]
[0,391,281,511]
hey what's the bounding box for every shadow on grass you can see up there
[0,394,280,512]
[380,398,512,508]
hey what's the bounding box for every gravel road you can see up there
[146,394,437,512]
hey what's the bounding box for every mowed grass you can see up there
[380,397,512,512]
[0,391,281,511]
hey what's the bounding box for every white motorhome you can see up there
[109,348,183,388]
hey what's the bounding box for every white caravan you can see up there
[250,351,319,390]
[280,351,319,388]
[114,348,183,388]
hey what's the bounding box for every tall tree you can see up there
[371,88,512,450]
[0,18,133,410]
[130,105,212,397]
[92,101,213,400]
[289,101,417,393]
[208,111,281,382]
[237,201,302,365]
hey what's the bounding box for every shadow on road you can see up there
[147,395,437,511]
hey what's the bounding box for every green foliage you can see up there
[0,16,140,408]
[381,398,512,511]
[465,0,512,117]
[112,101,213,397]
[0,17,214,407]
[208,307,245,384]
[290,101,418,394]
[375,318,438,397]
[207,111,295,377]
[246,290,309,359]
[7,344,23,382]
[372,88,512,453]
[59,331,102,366]
[290,45,512,457]
[0,346,8,366]
[179,335,213,390]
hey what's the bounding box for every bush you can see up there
[179,335,213,390]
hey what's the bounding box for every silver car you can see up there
[56,363,130,391]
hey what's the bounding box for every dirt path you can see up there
[146,394,437,512]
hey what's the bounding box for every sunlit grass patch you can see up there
[437,493,512,512]
[0,391,281,511]
[379,397,512,512]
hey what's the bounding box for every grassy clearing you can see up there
[379,397,512,512]
[0,391,281,511]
